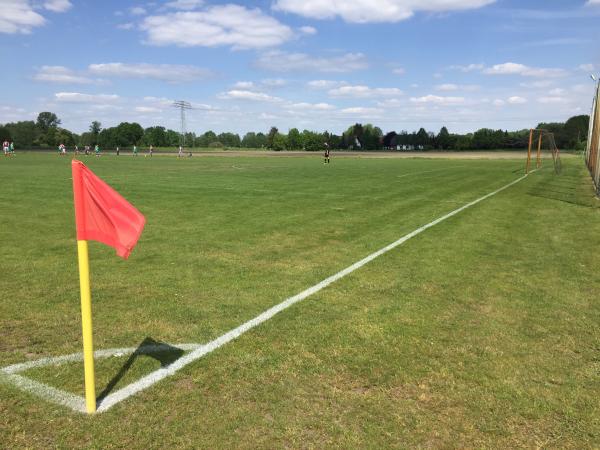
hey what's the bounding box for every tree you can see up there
[267,126,278,149]
[36,112,61,133]
[198,130,217,147]
[0,126,11,142]
[143,126,168,146]
[287,128,302,150]
[54,127,76,146]
[255,132,267,148]
[271,133,287,151]
[218,132,241,147]
[362,124,382,150]
[242,132,258,148]
[115,122,144,146]
[383,131,397,149]
[564,115,589,148]
[4,121,37,147]
[89,121,102,144]
[415,128,430,148]
[436,127,451,150]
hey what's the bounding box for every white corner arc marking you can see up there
[1,171,534,413]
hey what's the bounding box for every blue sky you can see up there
[1,0,599,135]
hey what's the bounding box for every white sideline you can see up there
[95,171,532,412]
[1,343,202,375]
[1,171,533,413]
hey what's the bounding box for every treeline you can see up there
[0,112,589,151]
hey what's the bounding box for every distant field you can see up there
[0,153,598,448]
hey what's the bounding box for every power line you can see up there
[172,100,192,147]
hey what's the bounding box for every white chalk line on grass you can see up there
[1,171,534,413]
[0,343,203,413]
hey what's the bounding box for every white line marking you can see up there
[0,373,87,413]
[1,171,533,413]
[396,165,468,178]
[96,172,532,412]
[1,343,201,374]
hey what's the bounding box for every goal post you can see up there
[526,128,561,175]
[585,81,600,194]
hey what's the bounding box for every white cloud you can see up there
[586,0,600,5]
[537,96,567,104]
[130,6,147,15]
[549,88,566,96]
[307,79,345,89]
[299,25,317,34]
[448,63,485,72]
[435,83,458,91]
[328,85,403,98]
[218,90,282,102]
[88,62,211,83]
[273,0,495,23]
[392,67,406,75]
[0,0,46,34]
[483,62,567,78]
[44,0,72,12]
[288,102,334,110]
[33,66,97,84]
[492,99,505,106]
[231,79,286,90]
[339,107,383,116]
[233,81,255,89]
[520,80,554,89]
[164,0,204,10]
[141,5,293,49]
[507,96,526,104]
[376,98,404,107]
[410,95,465,105]
[142,96,175,107]
[134,106,161,113]
[262,78,287,87]
[435,83,480,91]
[579,63,595,71]
[256,51,368,72]
[117,22,135,30]
[54,92,120,103]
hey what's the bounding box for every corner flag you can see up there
[71,160,145,413]
[72,160,145,259]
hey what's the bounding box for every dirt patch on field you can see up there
[185,150,575,160]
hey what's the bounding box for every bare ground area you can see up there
[172,150,577,159]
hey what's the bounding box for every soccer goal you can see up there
[585,81,600,194]
[526,128,561,175]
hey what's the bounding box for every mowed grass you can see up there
[0,152,599,448]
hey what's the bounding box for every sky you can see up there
[1,0,599,136]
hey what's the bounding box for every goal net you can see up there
[526,129,561,175]
[585,82,600,194]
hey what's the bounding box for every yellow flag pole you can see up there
[77,239,96,414]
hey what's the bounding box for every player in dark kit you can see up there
[323,143,330,164]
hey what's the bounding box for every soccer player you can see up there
[74,145,79,155]
[178,145,183,158]
[148,145,153,158]
[323,143,330,164]
[9,141,14,156]
[116,146,120,156]
[94,144,100,157]
[3,140,9,156]
[133,145,138,156]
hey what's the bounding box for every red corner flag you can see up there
[72,160,145,259]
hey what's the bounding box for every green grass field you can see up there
[1,153,599,448]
